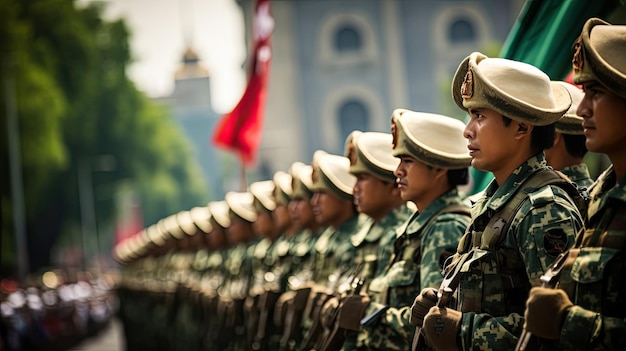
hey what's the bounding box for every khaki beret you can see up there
[225,191,257,223]
[188,207,212,234]
[346,131,398,182]
[452,52,571,126]
[391,109,471,169]
[273,171,293,206]
[553,81,584,135]
[290,162,314,199]
[249,180,277,213]
[573,18,626,98]
[158,215,185,240]
[208,200,231,229]
[311,150,356,200]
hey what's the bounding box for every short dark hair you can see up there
[447,168,469,187]
[562,133,588,158]
[502,116,555,151]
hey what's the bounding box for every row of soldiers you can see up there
[0,269,116,351]
[115,18,626,351]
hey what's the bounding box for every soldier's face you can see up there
[289,198,315,229]
[272,204,291,232]
[464,108,520,178]
[394,156,437,203]
[578,81,626,159]
[353,173,396,219]
[253,211,275,237]
[310,191,351,226]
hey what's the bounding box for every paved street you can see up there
[68,318,124,351]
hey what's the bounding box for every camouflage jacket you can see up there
[561,162,594,190]
[360,189,470,351]
[559,165,626,350]
[453,154,584,350]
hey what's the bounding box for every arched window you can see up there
[334,25,362,52]
[448,18,476,43]
[338,100,369,143]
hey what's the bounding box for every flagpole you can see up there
[239,161,247,191]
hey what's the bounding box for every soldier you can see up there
[349,110,472,351]
[524,18,626,350]
[320,130,414,351]
[545,81,594,189]
[412,52,586,350]
[299,150,362,350]
[277,162,324,350]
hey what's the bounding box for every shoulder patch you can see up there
[544,228,568,257]
[528,186,556,207]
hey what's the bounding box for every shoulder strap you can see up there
[484,168,586,249]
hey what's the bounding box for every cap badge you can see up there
[461,69,474,99]
[572,36,583,72]
[391,121,398,149]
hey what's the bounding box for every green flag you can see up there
[468,0,619,195]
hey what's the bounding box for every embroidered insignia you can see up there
[544,228,568,257]
[572,36,583,72]
[391,120,398,149]
[461,69,474,99]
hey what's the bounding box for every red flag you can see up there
[212,0,273,166]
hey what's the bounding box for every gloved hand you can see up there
[422,306,462,351]
[524,287,573,340]
[409,288,438,327]
[319,296,339,329]
[337,294,371,331]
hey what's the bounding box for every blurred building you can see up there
[154,48,227,200]
[238,0,525,176]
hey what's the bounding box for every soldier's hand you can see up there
[422,306,462,351]
[524,287,573,340]
[337,294,370,331]
[409,288,438,327]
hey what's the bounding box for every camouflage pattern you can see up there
[360,189,470,351]
[560,162,594,190]
[558,165,626,350]
[451,154,584,350]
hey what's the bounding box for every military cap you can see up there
[208,200,231,229]
[144,224,166,247]
[273,171,293,206]
[225,191,257,223]
[158,215,185,240]
[345,131,398,182]
[452,52,571,126]
[189,206,212,234]
[176,210,200,236]
[249,180,277,213]
[311,150,356,200]
[391,109,471,169]
[290,162,314,199]
[573,18,626,98]
[554,81,584,135]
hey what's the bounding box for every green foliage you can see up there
[1,0,207,273]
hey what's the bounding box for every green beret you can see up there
[452,52,571,126]
[311,150,356,200]
[346,131,398,182]
[391,109,471,169]
[573,18,626,99]
[553,81,584,135]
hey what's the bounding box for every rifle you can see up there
[318,277,366,351]
[514,251,570,351]
[412,253,468,351]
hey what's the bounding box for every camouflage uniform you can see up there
[560,163,594,190]
[451,154,584,350]
[360,189,470,351]
[557,165,626,350]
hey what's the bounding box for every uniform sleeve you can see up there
[361,301,414,351]
[560,305,626,350]
[458,189,583,350]
[420,215,470,289]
